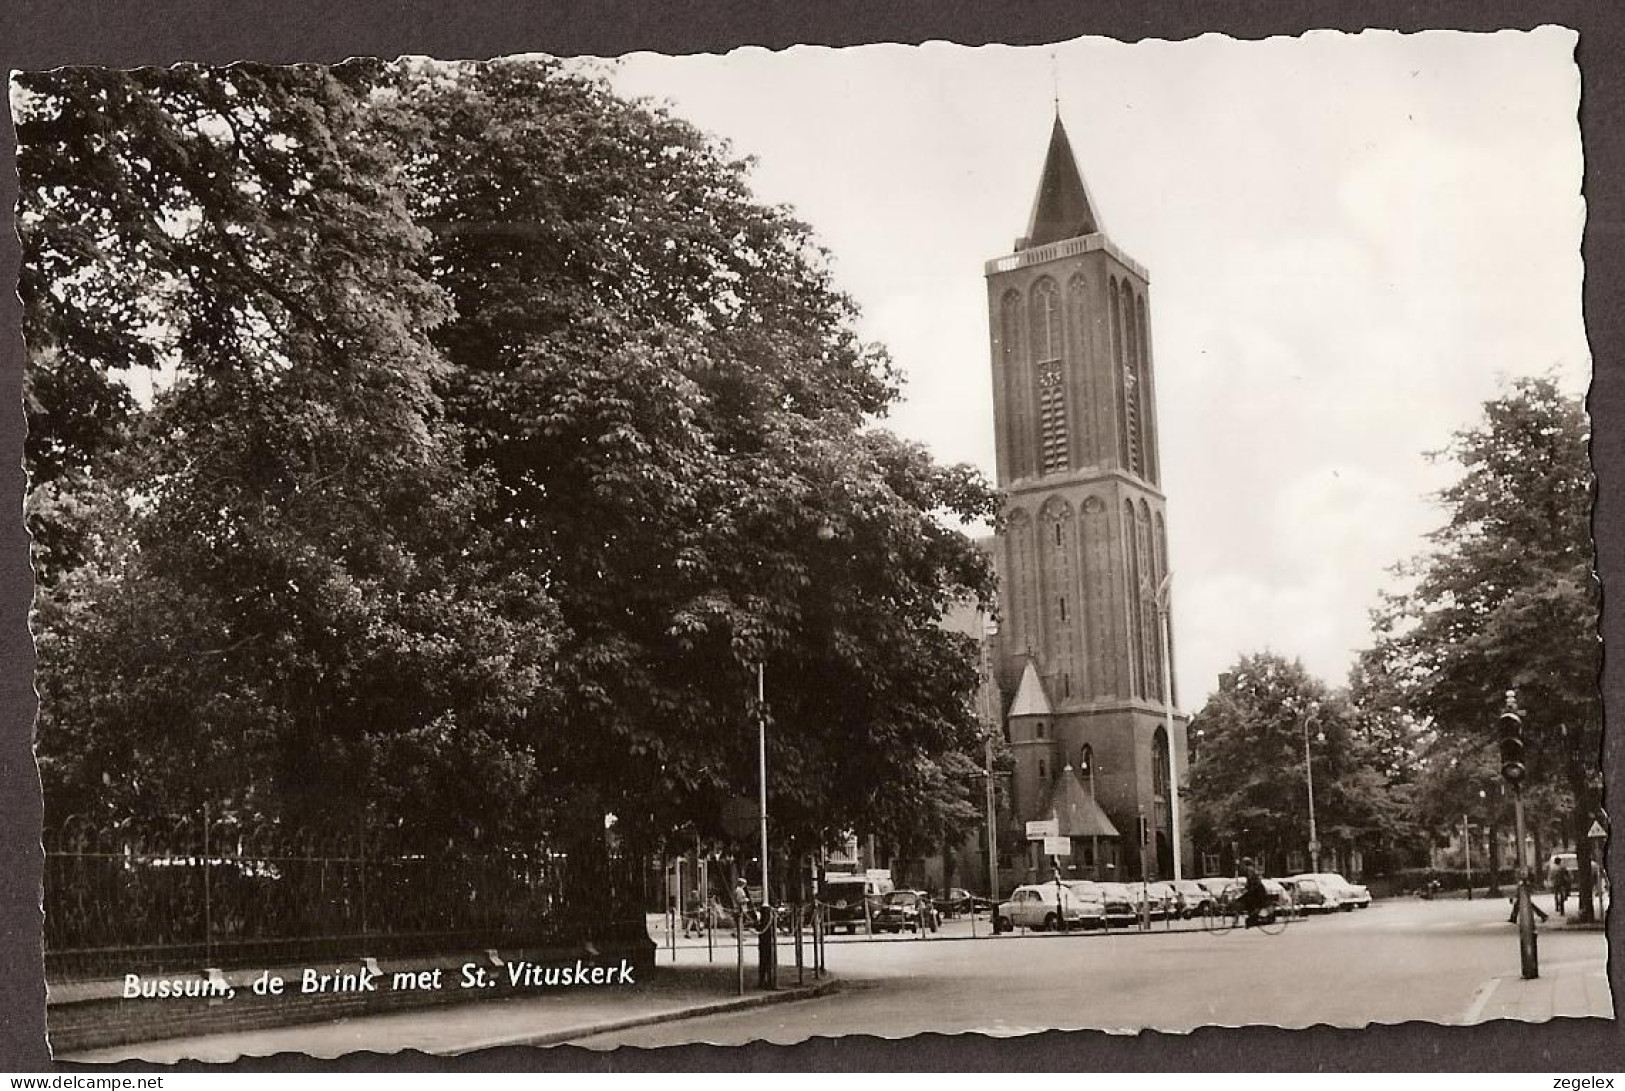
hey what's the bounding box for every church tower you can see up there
[987,113,1190,883]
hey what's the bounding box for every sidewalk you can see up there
[63,960,837,1063]
[1461,959,1613,1023]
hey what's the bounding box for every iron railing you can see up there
[43,814,645,983]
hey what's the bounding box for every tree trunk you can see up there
[1487,819,1502,896]
[1562,723,1598,923]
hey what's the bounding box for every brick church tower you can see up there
[986,112,1191,883]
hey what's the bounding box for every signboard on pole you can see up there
[1027,819,1059,840]
[1043,836,1071,857]
[1588,821,1607,840]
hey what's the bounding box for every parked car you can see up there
[1169,879,1216,917]
[1128,881,1173,920]
[994,883,1104,932]
[1283,875,1333,913]
[1546,852,1579,889]
[821,874,892,934]
[1311,872,1371,910]
[1149,881,1188,918]
[1198,877,1238,908]
[1061,880,1110,929]
[874,889,937,934]
[1094,882,1141,927]
[933,887,995,917]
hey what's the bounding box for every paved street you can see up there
[590,896,1611,1047]
[63,896,1610,1061]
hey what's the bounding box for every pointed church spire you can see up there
[1007,659,1053,718]
[1022,114,1103,248]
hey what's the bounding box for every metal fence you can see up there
[43,814,645,983]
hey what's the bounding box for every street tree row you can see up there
[21,59,998,866]
[1187,377,1600,919]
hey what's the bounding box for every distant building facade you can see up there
[983,112,1192,888]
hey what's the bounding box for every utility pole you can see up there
[1462,815,1474,900]
[1156,574,1183,881]
[756,662,769,909]
[1302,709,1322,874]
[979,609,1001,907]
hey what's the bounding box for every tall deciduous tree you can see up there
[1359,376,1601,917]
[22,59,999,870]
[22,64,565,841]
[399,59,998,861]
[1187,653,1413,874]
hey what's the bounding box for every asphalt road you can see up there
[585,895,1611,1047]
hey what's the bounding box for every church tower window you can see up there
[1152,727,1170,798]
[1122,282,1144,478]
[1032,278,1069,476]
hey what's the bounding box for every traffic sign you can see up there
[1588,821,1607,840]
[1026,819,1059,840]
[1307,839,1321,855]
[1043,836,1071,856]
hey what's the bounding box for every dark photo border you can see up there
[3,0,1620,1072]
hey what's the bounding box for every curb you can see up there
[448,977,843,1052]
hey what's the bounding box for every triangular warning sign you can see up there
[1587,820,1607,839]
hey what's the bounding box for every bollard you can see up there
[794,903,805,985]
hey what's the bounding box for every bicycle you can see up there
[1202,894,1299,936]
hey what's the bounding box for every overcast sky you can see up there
[609,28,1587,707]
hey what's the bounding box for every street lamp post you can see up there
[978,610,1001,906]
[1462,815,1475,900]
[1155,575,1182,882]
[1302,710,1322,874]
[756,662,769,908]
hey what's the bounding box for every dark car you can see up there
[821,875,889,934]
[933,887,995,917]
[874,889,937,934]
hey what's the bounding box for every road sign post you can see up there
[1044,839,1071,933]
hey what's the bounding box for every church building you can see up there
[985,111,1192,887]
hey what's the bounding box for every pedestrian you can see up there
[1553,867,1572,916]
[684,888,705,937]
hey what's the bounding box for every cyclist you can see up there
[1234,858,1272,929]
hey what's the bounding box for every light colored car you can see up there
[1142,881,1180,920]
[1199,877,1239,908]
[1170,879,1217,917]
[1310,872,1371,910]
[1061,880,1111,929]
[995,882,1103,932]
[1095,882,1142,927]
[1284,875,1335,913]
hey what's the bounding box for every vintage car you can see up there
[994,883,1105,932]
[873,889,938,934]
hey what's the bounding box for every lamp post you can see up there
[1301,708,1323,873]
[756,661,769,907]
[1462,815,1476,900]
[1155,574,1183,882]
[976,607,1003,908]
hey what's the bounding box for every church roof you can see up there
[1044,764,1121,839]
[1007,659,1052,718]
[1023,114,1103,247]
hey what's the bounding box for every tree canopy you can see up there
[1356,376,1600,913]
[21,58,997,860]
[1186,652,1413,873]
